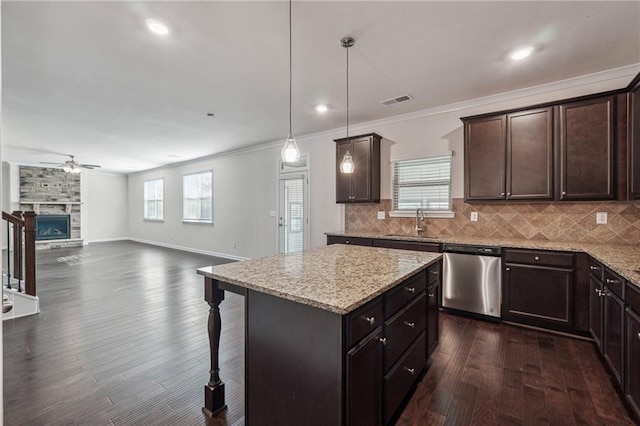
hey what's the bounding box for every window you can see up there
[392,154,452,214]
[183,171,213,223]
[143,179,164,220]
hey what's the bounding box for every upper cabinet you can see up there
[629,75,640,200]
[559,96,616,200]
[335,133,381,203]
[464,107,553,201]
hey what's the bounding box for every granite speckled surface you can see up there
[326,231,640,290]
[197,244,441,315]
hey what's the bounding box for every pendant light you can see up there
[339,36,355,174]
[281,0,300,163]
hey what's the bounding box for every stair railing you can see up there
[2,211,37,297]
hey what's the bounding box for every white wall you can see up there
[85,172,129,242]
[127,70,635,259]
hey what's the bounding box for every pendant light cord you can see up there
[289,0,293,136]
[346,40,349,141]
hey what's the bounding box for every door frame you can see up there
[276,154,310,254]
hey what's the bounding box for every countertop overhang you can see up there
[198,244,441,315]
[326,231,640,289]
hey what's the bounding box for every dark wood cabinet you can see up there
[589,277,605,349]
[503,249,574,331]
[629,75,640,200]
[372,239,440,253]
[335,133,381,203]
[464,107,554,201]
[346,328,383,426]
[507,107,554,200]
[626,284,640,418]
[426,281,440,357]
[327,235,373,246]
[603,286,625,387]
[558,96,616,200]
[464,115,506,201]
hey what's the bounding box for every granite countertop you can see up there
[197,244,441,315]
[326,231,640,290]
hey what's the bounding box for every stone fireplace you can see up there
[19,166,83,249]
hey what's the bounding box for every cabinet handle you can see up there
[590,266,600,271]
[534,256,540,261]
[379,337,387,345]
[595,288,602,296]
[404,321,415,329]
[562,191,567,196]
[606,279,620,284]
[501,192,505,196]
[431,271,439,276]
[404,287,416,293]
[505,267,510,271]
[507,192,511,196]
[365,316,375,325]
[345,240,350,244]
[404,367,415,375]
[637,333,640,341]
[428,293,435,297]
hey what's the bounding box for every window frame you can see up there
[143,178,164,221]
[182,170,214,225]
[389,153,454,218]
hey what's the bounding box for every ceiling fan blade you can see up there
[78,164,101,169]
[39,161,65,166]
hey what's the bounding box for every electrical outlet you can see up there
[596,212,608,224]
[470,212,478,222]
[269,210,277,217]
[377,211,385,220]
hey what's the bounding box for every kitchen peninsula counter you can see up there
[197,244,442,424]
[326,231,640,289]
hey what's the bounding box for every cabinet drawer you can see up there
[326,236,373,246]
[504,249,574,268]
[346,298,383,348]
[384,332,426,424]
[373,239,440,253]
[386,271,426,318]
[384,293,426,369]
[604,269,625,300]
[428,261,441,285]
[589,258,604,282]
[628,284,640,315]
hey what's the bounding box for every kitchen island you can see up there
[197,244,442,425]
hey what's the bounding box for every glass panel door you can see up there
[278,172,307,254]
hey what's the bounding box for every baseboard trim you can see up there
[87,237,129,244]
[128,238,250,261]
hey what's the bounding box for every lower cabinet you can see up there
[426,281,440,357]
[589,276,604,349]
[327,235,373,246]
[626,307,640,418]
[503,249,574,331]
[346,328,383,426]
[603,288,625,386]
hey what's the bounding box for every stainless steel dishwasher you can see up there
[442,244,502,318]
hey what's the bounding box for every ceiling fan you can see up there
[40,155,101,174]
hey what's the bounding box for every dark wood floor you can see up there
[3,241,637,425]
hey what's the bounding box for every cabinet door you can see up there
[503,264,573,329]
[506,107,554,200]
[589,277,604,350]
[346,328,383,426]
[351,136,381,202]
[336,141,352,202]
[559,96,616,200]
[630,79,640,200]
[464,115,507,200]
[603,289,624,386]
[626,308,640,419]
[426,283,440,357]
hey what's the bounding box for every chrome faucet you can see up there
[415,208,425,235]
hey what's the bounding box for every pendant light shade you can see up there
[340,36,355,174]
[281,0,300,163]
[340,150,354,173]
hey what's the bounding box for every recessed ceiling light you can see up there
[510,46,534,61]
[315,104,328,113]
[146,19,169,36]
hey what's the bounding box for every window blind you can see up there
[392,154,452,211]
[183,171,213,222]
[143,179,164,219]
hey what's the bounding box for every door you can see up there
[351,136,372,202]
[464,115,507,200]
[604,289,624,386]
[589,277,604,350]
[278,169,308,254]
[346,328,383,426]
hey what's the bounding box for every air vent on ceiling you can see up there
[380,94,413,106]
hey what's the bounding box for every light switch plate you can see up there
[269,210,277,217]
[377,211,385,220]
[470,212,478,222]
[596,212,608,224]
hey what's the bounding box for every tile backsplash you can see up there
[345,199,640,245]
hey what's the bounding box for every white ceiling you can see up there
[2,1,640,173]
